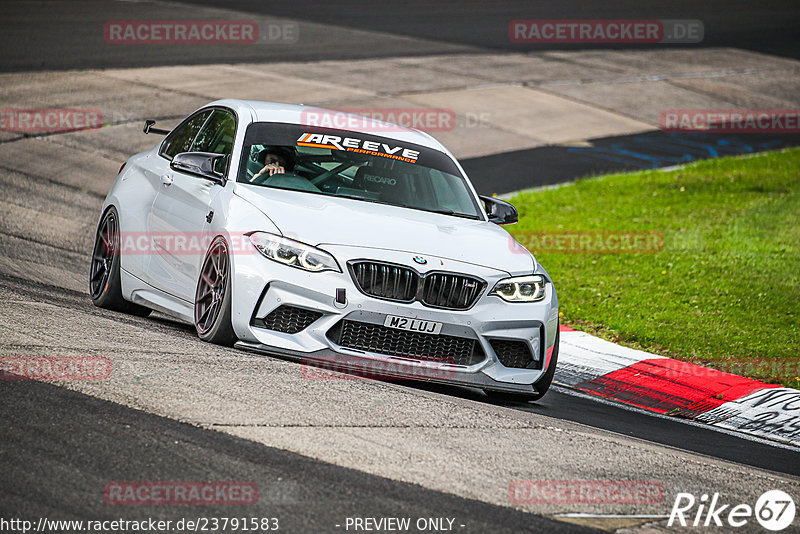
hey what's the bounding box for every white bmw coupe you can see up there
[90,99,559,400]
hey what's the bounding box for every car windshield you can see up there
[236,122,483,219]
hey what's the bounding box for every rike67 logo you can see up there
[668,490,796,531]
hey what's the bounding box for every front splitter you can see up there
[234,341,539,395]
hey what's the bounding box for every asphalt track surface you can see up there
[0,376,592,534]
[184,0,800,58]
[0,274,797,527]
[2,0,799,72]
[462,131,800,195]
[253,360,800,478]
[4,1,799,194]
[2,2,800,533]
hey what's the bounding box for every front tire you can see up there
[89,207,151,317]
[194,237,237,346]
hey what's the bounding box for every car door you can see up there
[148,108,236,302]
[141,109,212,293]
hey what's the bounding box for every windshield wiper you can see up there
[417,207,480,220]
[333,193,394,206]
[325,192,481,219]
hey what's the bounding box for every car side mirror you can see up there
[479,195,518,225]
[171,152,227,185]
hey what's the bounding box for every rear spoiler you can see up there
[143,119,170,135]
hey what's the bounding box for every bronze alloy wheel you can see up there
[194,238,230,336]
[89,207,150,317]
[89,209,118,300]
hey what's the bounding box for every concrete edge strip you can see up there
[555,325,800,447]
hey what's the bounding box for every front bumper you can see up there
[230,244,559,391]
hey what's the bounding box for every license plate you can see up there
[383,315,443,335]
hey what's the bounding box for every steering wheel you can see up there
[250,170,296,186]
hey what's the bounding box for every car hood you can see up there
[235,186,535,275]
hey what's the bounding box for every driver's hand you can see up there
[253,163,285,180]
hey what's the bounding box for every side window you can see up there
[191,110,236,155]
[161,110,212,159]
[190,110,236,174]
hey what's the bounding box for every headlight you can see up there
[248,232,341,273]
[490,275,547,302]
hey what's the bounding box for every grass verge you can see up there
[510,148,800,388]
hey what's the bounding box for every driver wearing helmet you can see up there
[251,146,297,181]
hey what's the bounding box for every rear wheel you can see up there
[89,207,151,317]
[485,328,559,403]
[194,237,237,346]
